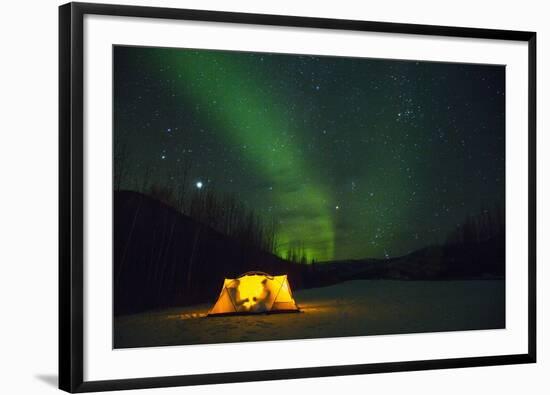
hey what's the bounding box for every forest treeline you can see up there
[114,144,310,264]
[445,204,505,245]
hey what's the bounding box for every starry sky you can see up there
[114,46,505,262]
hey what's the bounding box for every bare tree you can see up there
[113,134,129,191]
[139,163,152,194]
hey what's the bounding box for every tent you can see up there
[208,272,300,316]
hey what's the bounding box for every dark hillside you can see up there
[316,237,504,281]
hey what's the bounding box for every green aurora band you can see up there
[146,49,335,261]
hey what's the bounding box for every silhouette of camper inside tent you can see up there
[227,279,245,308]
[250,279,271,313]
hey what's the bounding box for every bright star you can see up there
[196,181,203,189]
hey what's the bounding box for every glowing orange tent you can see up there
[208,272,300,316]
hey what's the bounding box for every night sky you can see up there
[114,46,505,262]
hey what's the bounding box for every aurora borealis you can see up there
[114,46,505,262]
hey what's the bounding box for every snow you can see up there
[114,280,505,349]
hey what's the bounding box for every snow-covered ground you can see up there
[114,279,505,348]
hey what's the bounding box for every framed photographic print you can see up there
[59,2,536,392]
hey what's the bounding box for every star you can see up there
[196,181,203,189]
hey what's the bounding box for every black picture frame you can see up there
[59,2,537,392]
